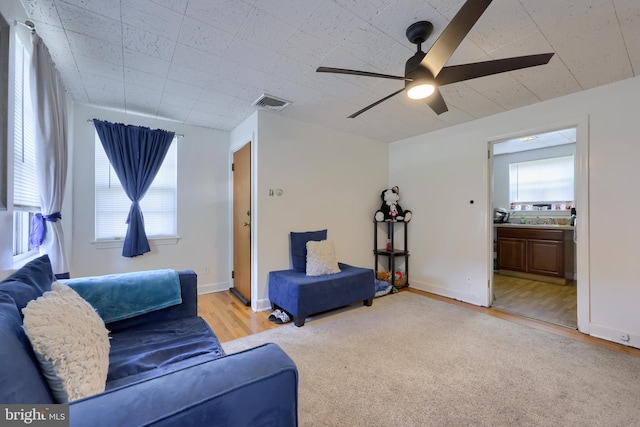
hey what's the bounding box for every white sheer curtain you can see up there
[29,34,69,277]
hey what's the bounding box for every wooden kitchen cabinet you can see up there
[528,239,564,277]
[497,237,527,272]
[497,227,565,281]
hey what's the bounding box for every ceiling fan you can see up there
[316,0,554,118]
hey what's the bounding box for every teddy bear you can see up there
[374,186,412,222]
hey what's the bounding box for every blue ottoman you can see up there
[268,263,375,327]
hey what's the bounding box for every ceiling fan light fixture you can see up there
[315,0,555,118]
[407,82,435,100]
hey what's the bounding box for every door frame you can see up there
[231,141,252,305]
[486,116,590,333]
[230,139,257,310]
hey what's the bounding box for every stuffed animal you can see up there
[374,186,412,222]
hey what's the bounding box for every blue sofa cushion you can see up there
[0,254,55,314]
[106,351,223,391]
[70,344,298,427]
[290,229,327,271]
[107,317,225,386]
[0,294,55,403]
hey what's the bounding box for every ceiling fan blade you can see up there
[317,66,409,81]
[421,0,492,77]
[425,87,448,115]
[348,89,405,118]
[435,53,554,86]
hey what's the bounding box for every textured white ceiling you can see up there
[19,0,640,142]
[493,127,576,155]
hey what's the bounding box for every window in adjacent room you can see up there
[13,34,39,258]
[509,155,574,210]
[94,132,178,241]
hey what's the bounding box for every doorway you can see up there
[492,274,577,328]
[231,142,251,306]
[490,127,579,328]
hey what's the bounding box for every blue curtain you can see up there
[93,119,175,257]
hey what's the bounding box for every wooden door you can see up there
[232,142,251,305]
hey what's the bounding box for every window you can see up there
[509,155,574,209]
[13,35,39,257]
[0,19,10,211]
[94,132,178,240]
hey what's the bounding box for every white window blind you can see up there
[94,133,177,240]
[13,36,38,257]
[509,155,574,203]
[13,38,38,209]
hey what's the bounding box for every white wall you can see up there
[70,104,231,293]
[389,75,640,348]
[244,111,388,311]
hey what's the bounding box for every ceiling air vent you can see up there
[252,94,291,111]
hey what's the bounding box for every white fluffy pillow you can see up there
[306,240,341,276]
[22,282,110,403]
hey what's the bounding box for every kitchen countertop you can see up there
[494,223,574,230]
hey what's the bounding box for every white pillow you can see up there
[306,240,341,276]
[22,282,110,403]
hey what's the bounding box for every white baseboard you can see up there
[255,298,271,312]
[195,284,271,313]
[589,323,640,349]
[197,281,230,295]
[409,279,486,307]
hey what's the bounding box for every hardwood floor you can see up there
[198,291,282,343]
[199,289,640,358]
[492,273,577,328]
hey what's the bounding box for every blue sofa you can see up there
[0,255,298,427]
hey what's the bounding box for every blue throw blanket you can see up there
[62,269,182,323]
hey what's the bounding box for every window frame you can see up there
[93,132,179,245]
[508,154,575,211]
[12,32,40,261]
[0,20,9,211]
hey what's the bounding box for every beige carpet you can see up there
[223,292,640,426]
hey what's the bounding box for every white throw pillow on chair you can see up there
[306,240,341,276]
